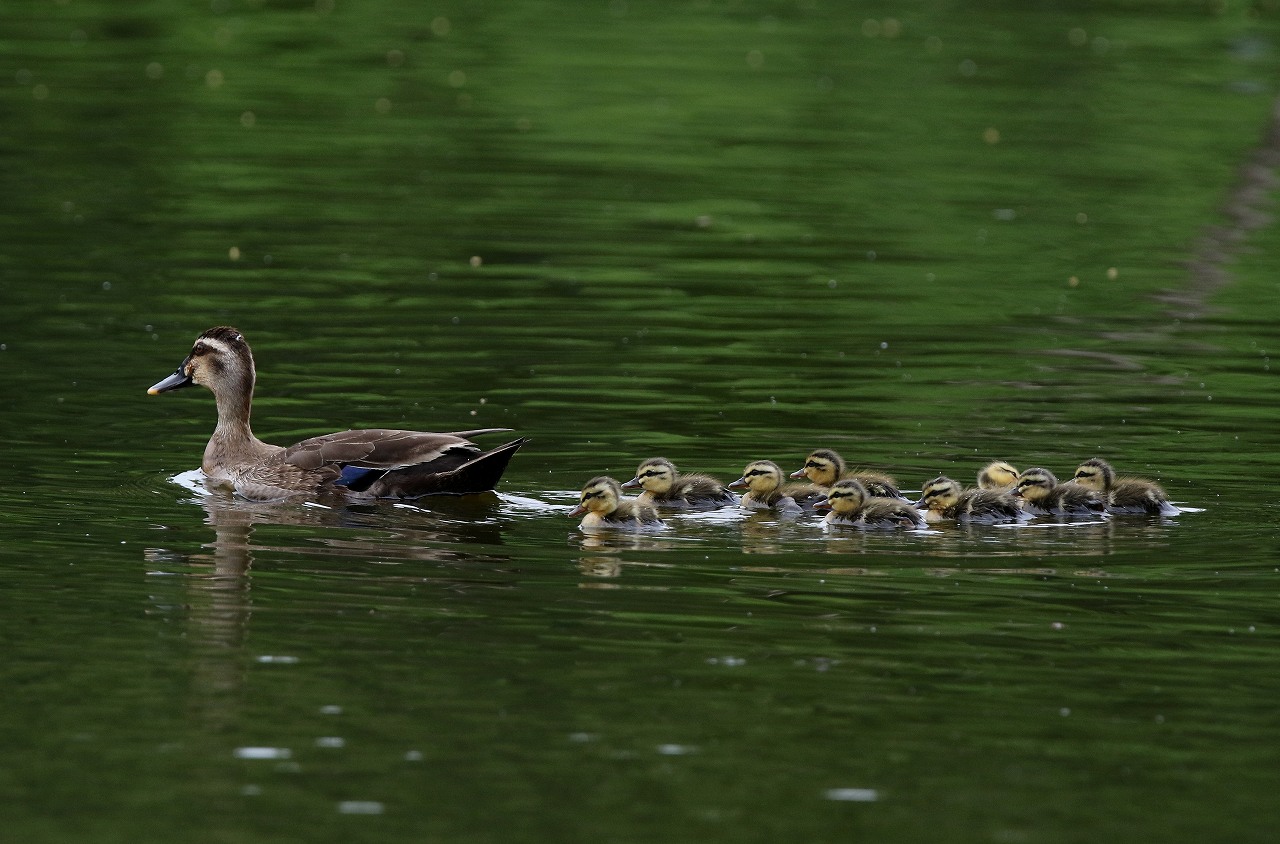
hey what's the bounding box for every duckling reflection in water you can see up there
[728,460,825,513]
[914,476,1027,524]
[1013,467,1107,517]
[977,460,1020,491]
[815,479,926,530]
[621,456,738,509]
[791,448,906,499]
[569,477,665,531]
[147,326,525,501]
[1072,458,1181,516]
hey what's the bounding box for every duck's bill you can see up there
[148,369,193,394]
[619,477,641,489]
[813,501,832,512]
[568,504,588,518]
[788,468,807,479]
[911,498,927,509]
[726,478,747,490]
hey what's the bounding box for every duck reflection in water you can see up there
[145,483,514,729]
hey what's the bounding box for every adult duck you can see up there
[148,326,525,501]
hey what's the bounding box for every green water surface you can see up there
[2,1,1280,842]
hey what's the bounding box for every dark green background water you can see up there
[3,1,1280,842]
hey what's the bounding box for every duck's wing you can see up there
[282,428,481,472]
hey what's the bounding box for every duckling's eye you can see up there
[745,469,765,478]
[582,490,601,500]
[640,470,663,479]
[192,343,208,356]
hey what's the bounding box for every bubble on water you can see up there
[824,788,879,802]
[234,747,291,760]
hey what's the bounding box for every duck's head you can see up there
[729,460,784,494]
[915,476,961,511]
[569,476,623,518]
[621,457,676,494]
[815,478,868,514]
[977,461,1019,490]
[1071,458,1114,493]
[148,326,255,398]
[791,448,845,485]
[1013,467,1058,503]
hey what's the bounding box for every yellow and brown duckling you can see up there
[815,479,926,530]
[147,326,525,501]
[914,476,1027,524]
[976,460,1020,491]
[1072,458,1180,516]
[621,456,738,509]
[569,476,665,531]
[790,448,906,499]
[1012,467,1107,517]
[728,460,825,513]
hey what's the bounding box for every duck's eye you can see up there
[640,469,662,479]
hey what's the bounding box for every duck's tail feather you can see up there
[370,437,527,497]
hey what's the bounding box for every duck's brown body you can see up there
[149,327,524,501]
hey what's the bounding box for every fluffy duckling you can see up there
[977,460,1020,491]
[620,456,738,509]
[1072,458,1180,516]
[728,460,825,513]
[914,476,1027,524]
[816,479,926,530]
[790,448,906,499]
[1012,467,1107,517]
[568,476,665,531]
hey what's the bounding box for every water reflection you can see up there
[143,475,527,732]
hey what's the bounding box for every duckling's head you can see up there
[1013,467,1058,503]
[1071,458,1114,493]
[915,476,962,512]
[569,476,623,518]
[792,448,845,486]
[977,461,1019,490]
[818,479,869,515]
[622,457,676,494]
[148,326,255,399]
[729,460,784,494]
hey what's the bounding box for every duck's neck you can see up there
[203,378,277,473]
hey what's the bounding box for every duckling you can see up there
[815,479,926,530]
[977,460,1020,491]
[790,448,906,499]
[1012,467,1107,517]
[148,326,525,501]
[568,476,665,530]
[914,476,1026,524]
[620,456,738,509]
[1072,458,1181,516]
[728,460,825,512]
